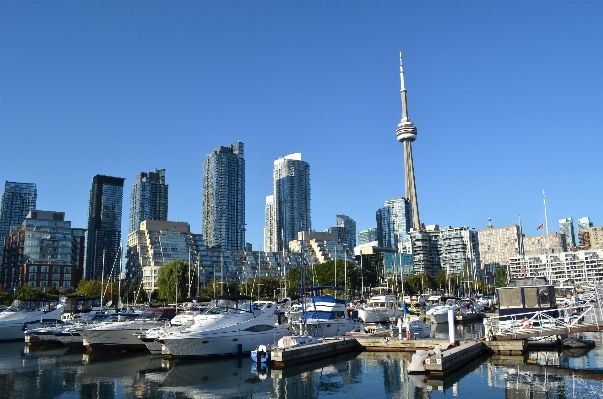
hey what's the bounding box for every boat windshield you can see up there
[203,306,249,315]
[304,311,346,320]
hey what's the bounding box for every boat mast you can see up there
[101,250,105,311]
[543,190,551,283]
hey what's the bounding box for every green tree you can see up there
[201,280,239,298]
[156,259,197,302]
[435,269,447,290]
[494,267,508,288]
[13,285,46,300]
[74,279,103,298]
[403,273,436,296]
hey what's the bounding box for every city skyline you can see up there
[2,2,602,249]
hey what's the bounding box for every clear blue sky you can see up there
[1,1,602,249]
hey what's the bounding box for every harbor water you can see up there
[0,325,602,399]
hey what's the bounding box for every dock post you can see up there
[397,317,403,339]
[448,309,455,345]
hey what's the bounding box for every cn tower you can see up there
[395,49,421,230]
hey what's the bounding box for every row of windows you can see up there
[28,266,70,273]
[28,273,71,281]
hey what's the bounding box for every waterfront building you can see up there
[438,226,481,280]
[358,227,377,246]
[265,153,311,252]
[354,244,413,295]
[402,225,441,276]
[376,197,412,252]
[0,181,37,261]
[202,142,245,250]
[1,210,85,291]
[129,169,168,234]
[559,217,575,248]
[85,175,125,281]
[509,249,603,286]
[290,231,356,267]
[336,214,356,250]
[264,195,275,252]
[523,232,565,256]
[578,217,593,233]
[590,226,603,250]
[126,220,205,291]
[395,50,421,231]
[477,223,523,284]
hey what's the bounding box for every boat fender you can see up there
[406,329,411,340]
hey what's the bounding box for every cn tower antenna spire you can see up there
[395,48,421,230]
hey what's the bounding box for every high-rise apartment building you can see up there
[477,223,523,281]
[376,197,412,252]
[523,232,565,256]
[578,217,593,233]
[438,226,481,279]
[336,214,356,250]
[559,217,575,248]
[0,181,37,261]
[129,169,168,234]
[403,225,441,276]
[358,227,377,245]
[1,211,85,291]
[265,153,311,252]
[85,175,125,281]
[202,142,245,250]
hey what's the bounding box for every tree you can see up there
[156,259,197,302]
[435,269,447,290]
[13,285,46,300]
[403,273,436,296]
[494,267,508,288]
[74,279,103,298]
[201,280,239,298]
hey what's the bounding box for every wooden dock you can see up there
[270,337,362,369]
[424,341,490,375]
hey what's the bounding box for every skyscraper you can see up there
[129,169,168,234]
[577,217,593,233]
[395,50,421,230]
[358,227,377,245]
[202,142,245,250]
[85,175,125,281]
[266,153,311,252]
[0,181,37,261]
[559,217,575,249]
[376,197,412,252]
[336,214,357,249]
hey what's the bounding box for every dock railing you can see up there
[483,303,602,341]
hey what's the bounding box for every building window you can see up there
[28,273,37,281]
[28,281,36,287]
[40,273,48,281]
[28,266,37,273]
[64,274,71,281]
[41,266,48,273]
[53,266,60,273]
[52,274,60,281]
[64,267,71,274]
[63,282,70,288]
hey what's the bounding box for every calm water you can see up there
[0,328,602,399]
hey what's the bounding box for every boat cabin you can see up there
[496,277,557,319]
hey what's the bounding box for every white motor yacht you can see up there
[79,307,175,352]
[0,298,64,341]
[288,287,360,337]
[159,297,288,358]
[357,295,404,323]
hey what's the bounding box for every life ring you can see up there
[521,318,531,329]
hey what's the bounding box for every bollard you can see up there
[448,308,455,345]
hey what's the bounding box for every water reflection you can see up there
[0,332,601,399]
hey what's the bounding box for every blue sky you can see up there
[1,1,602,249]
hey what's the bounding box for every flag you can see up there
[537,224,544,230]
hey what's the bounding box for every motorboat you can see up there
[562,335,596,349]
[288,286,360,338]
[79,307,176,352]
[158,298,288,358]
[53,312,115,348]
[356,295,404,323]
[0,298,65,341]
[425,305,458,324]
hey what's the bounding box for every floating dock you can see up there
[424,341,490,375]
